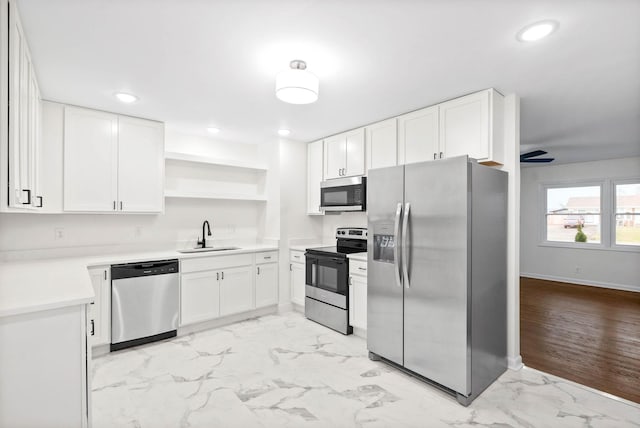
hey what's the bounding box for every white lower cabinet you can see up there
[219,266,254,316]
[349,259,367,331]
[255,262,278,308]
[0,305,89,427]
[290,250,306,307]
[180,270,221,325]
[88,265,110,346]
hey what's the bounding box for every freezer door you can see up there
[367,165,404,365]
[403,156,470,394]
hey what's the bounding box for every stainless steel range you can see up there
[304,228,367,335]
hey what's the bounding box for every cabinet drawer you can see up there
[349,260,368,276]
[181,254,252,273]
[256,251,278,264]
[290,250,305,264]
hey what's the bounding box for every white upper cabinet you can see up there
[307,140,324,215]
[63,106,164,213]
[398,105,439,164]
[439,89,504,165]
[64,107,118,212]
[5,0,42,210]
[324,128,365,179]
[366,118,397,171]
[117,116,164,212]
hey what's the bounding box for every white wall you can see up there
[321,212,367,240]
[521,156,640,291]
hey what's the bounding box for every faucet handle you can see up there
[197,238,205,248]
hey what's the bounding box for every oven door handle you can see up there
[393,202,403,288]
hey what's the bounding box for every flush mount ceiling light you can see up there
[275,60,319,104]
[114,92,138,103]
[207,127,220,134]
[278,129,291,136]
[516,20,558,42]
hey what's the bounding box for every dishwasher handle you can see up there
[111,259,179,280]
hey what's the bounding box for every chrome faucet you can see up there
[197,220,212,248]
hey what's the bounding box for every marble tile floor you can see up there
[92,311,640,428]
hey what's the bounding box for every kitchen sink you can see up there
[177,246,241,254]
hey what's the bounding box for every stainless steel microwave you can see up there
[320,176,366,212]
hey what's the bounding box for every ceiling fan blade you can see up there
[521,158,554,163]
[520,149,548,160]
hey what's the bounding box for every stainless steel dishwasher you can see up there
[110,260,179,352]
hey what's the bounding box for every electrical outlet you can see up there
[575,266,581,274]
[54,227,64,240]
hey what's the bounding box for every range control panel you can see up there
[335,228,368,240]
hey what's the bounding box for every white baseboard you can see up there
[178,305,278,336]
[277,303,293,313]
[521,272,639,293]
[508,355,523,370]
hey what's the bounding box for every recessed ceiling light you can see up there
[114,92,138,103]
[207,127,220,134]
[517,20,558,42]
[278,129,291,136]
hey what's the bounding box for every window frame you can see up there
[611,178,640,252]
[540,180,606,250]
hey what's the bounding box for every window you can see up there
[545,186,601,244]
[614,182,640,247]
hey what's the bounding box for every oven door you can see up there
[305,253,348,296]
[320,177,366,212]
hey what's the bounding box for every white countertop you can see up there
[0,244,278,318]
[289,243,327,251]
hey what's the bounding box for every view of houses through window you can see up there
[544,181,640,247]
[546,186,601,243]
[615,183,640,246]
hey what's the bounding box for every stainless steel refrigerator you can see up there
[367,155,507,406]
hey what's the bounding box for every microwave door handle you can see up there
[393,203,403,288]
[402,203,411,288]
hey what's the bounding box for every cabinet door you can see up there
[7,5,34,208]
[350,275,368,330]
[324,135,345,179]
[63,107,118,212]
[29,75,42,209]
[307,140,324,215]
[439,90,490,160]
[398,105,439,164]
[180,271,220,325]
[88,266,110,346]
[344,128,365,177]
[255,263,278,308]
[117,116,164,213]
[219,266,254,316]
[366,119,397,171]
[290,262,306,306]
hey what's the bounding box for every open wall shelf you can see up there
[164,151,267,171]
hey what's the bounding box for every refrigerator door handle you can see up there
[402,202,411,288]
[393,202,403,288]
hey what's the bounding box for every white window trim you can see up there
[610,177,640,252]
[539,180,606,249]
[539,178,640,252]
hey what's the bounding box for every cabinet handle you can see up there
[120,201,123,210]
[90,320,95,336]
[36,196,43,208]
[439,152,443,159]
[257,266,260,275]
[433,153,437,160]
[221,271,224,280]
[349,276,352,286]
[104,270,107,280]
[264,256,271,260]
[358,267,367,271]
[289,264,292,271]
[21,189,31,205]
[113,201,116,210]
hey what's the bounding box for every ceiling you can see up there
[16,0,640,164]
